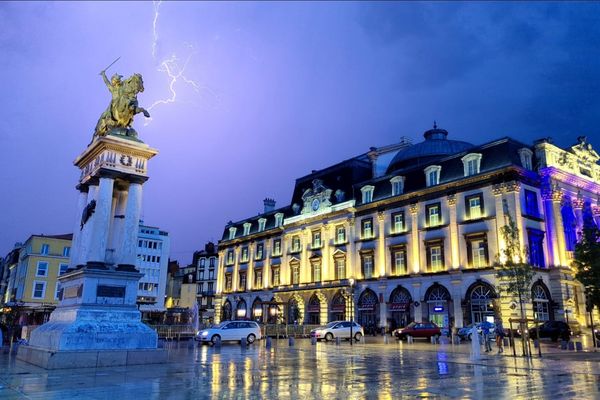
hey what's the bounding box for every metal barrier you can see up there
[262,324,320,338]
[148,324,203,340]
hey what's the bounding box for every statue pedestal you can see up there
[18,267,166,369]
[17,134,164,369]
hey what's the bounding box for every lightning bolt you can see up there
[146,0,209,125]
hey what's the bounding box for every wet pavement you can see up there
[1,338,599,399]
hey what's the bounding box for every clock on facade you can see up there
[311,198,320,211]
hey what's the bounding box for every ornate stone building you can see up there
[214,126,599,333]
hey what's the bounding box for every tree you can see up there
[573,223,600,316]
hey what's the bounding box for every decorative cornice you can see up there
[492,184,504,196]
[504,181,521,193]
[447,194,457,206]
[409,204,418,214]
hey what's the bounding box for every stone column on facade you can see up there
[347,218,357,279]
[377,211,387,278]
[68,188,89,269]
[451,279,464,328]
[87,176,115,264]
[247,242,255,291]
[572,195,584,241]
[504,181,525,259]
[216,250,226,294]
[301,229,310,283]
[119,181,142,267]
[543,184,568,267]
[322,223,331,282]
[110,189,128,265]
[264,240,271,289]
[412,282,422,322]
[492,184,506,264]
[232,246,240,291]
[409,204,420,274]
[281,234,289,285]
[447,194,459,269]
[593,205,600,230]
[78,184,98,267]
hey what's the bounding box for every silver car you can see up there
[196,321,262,344]
[310,321,364,342]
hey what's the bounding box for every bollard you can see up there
[336,337,341,346]
[560,340,568,350]
[407,336,414,344]
[576,342,583,352]
[568,341,575,351]
[503,338,509,347]
[288,337,295,347]
[265,337,272,349]
[533,339,540,349]
[214,336,222,347]
[241,337,248,348]
[383,335,389,344]
[311,336,317,345]
[430,336,436,344]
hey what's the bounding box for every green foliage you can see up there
[495,209,535,316]
[573,224,600,310]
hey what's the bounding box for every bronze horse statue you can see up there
[94,71,150,140]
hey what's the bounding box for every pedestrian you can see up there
[495,320,505,354]
[482,322,492,352]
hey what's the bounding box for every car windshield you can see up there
[325,322,338,328]
[212,322,228,329]
[405,322,416,328]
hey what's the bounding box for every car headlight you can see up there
[201,331,209,337]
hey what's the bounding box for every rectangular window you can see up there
[362,254,374,279]
[209,258,215,268]
[467,159,478,176]
[59,263,68,275]
[207,282,214,293]
[40,244,49,255]
[361,218,373,239]
[465,194,483,220]
[272,267,280,286]
[273,239,282,256]
[426,242,445,272]
[32,281,46,299]
[239,273,247,291]
[138,240,143,248]
[199,270,205,280]
[55,282,61,300]
[392,248,407,275]
[312,231,322,248]
[426,203,441,227]
[524,189,540,217]
[62,246,71,257]
[528,229,546,268]
[208,269,214,280]
[312,262,321,282]
[254,270,263,288]
[336,226,346,244]
[227,250,234,264]
[256,243,264,260]
[225,274,232,292]
[428,170,439,186]
[198,283,204,293]
[334,258,346,280]
[291,265,300,285]
[200,258,206,267]
[291,236,301,252]
[36,261,48,277]
[467,235,489,268]
[241,246,249,262]
[392,212,405,233]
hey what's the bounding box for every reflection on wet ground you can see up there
[0,339,599,399]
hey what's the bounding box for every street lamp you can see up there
[349,278,355,346]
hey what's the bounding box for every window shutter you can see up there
[466,239,473,267]
[464,196,471,219]
[426,246,432,270]
[483,240,489,265]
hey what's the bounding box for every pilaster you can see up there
[377,211,386,277]
[447,194,459,269]
[409,204,420,273]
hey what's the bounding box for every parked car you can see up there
[196,321,262,345]
[457,322,496,341]
[310,321,364,342]
[392,322,441,341]
[529,321,575,341]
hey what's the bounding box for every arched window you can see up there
[236,299,247,320]
[251,297,263,321]
[389,286,412,329]
[221,300,232,321]
[357,289,380,331]
[307,294,321,325]
[532,282,551,322]
[330,290,346,321]
[424,284,451,329]
[288,297,300,324]
[426,284,450,302]
[467,282,497,324]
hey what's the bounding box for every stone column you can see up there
[247,242,255,290]
[543,185,567,267]
[412,282,422,322]
[447,194,459,269]
[264,241,271,289]
[68,188,89,269]
[504,181,525,259]
[492,184,506,264]
[87,177,115,264]
[409,204,420,273]
[232,246,240,291]
[301,229,309,283]
[216,250,226,294]
[347,218,357,279]
[572,196,584,241]
[119,182,142,267]
[451,280,464,328]
[322,223,331,282]
[377,212,387,278]
[110,189,128,265]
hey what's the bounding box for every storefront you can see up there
[424,284,451,330]
[306,294,321,325]
[388,286,412,330]
[357,288,379,333]
[330,290,346,321]
[466,281,497,325]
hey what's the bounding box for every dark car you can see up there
[529,321,574,341]
[392,322,441,341]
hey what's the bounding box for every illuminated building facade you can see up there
[215,126,599,332]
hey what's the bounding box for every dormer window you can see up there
[518,148,533,170]
[461,153,482,177]
[390,176,405,196]
[424,165,441,187]
[243,222,251,236]
[361,185,375,204]
[258,218,267,232]
[228,227,237,240]
[274,213,284,228]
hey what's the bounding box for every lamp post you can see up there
[349,278,355,346]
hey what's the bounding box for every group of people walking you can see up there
[479,320,505,353]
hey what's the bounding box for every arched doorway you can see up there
[424,284,451,330]
[357,288,380,333]
[288,297,301,324]
[532,281,553,321]
[251,297,263,322]
[267,296,281,324]
[389,286,412,330]
[307,293,321,325]
[330,290,346,321]
[465,281,497,325]
[221,299,232,321]
[236,299,247,320]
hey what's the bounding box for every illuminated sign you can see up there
[433,306,444,312]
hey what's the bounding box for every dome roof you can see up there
[386,124,473,173]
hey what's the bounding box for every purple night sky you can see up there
[1,2,599,264]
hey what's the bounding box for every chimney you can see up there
[263,198,276,213]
